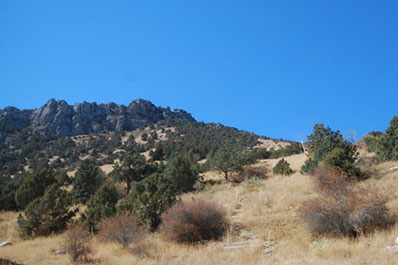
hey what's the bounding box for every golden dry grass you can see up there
[2,153,398,264]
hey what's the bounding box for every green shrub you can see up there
[112,151,154,193]
[163,153,199,194]
[248,148,271,160]
[71,159,105,204]
[301,159,317,174]
[323,148,362,179]
[376,116,398,162]
[301,124,358,175]
[160,200,228,243]
[0,175,24,211]
[273,159,293,175]
[79,184,119,232]
[362,134,380,153]
[119,173,176,230]
[207,145,248,180]
[15,168,57,209]
[18,184,77,238]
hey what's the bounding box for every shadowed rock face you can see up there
[0,99,195,139]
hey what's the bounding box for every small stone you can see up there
[0,241,12,247]
[53,249,66,255]
[394,237,398,245]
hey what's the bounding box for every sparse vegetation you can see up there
[160,200,228,243]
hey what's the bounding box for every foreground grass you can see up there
[1,154,398,264]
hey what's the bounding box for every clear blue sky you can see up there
[1,1,397,141]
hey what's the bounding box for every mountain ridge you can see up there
[0,99,195,140]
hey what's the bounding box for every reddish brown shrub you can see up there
[312,165,355,197]
[97,212,145,248]
[160,200,229,243]
[62,225,93,263]
[300,166,395,237]
[242,166,268,180]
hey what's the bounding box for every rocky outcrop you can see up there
[0,99,195,140]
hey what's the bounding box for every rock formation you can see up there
[0,99,195,142]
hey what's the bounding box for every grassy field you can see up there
[1,153,398,264]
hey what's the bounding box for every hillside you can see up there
[0,99,295,178]
[1,150,398,264]
[8,99,398,265]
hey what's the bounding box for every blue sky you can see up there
[1,1,397,141]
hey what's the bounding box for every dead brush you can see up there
[300,165,395,237]
[160,200,229,243]
[242,166,268,181]
[97,212,145,248]
[62,225,93,263]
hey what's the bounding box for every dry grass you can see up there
[2,153,398,264]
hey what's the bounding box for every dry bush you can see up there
[160,200,229,243]
[62,225,93,263]
[300,166,395,237]
[312,165,355,196]
[242,166,268,180]
[356,157,380,179]
[97,212,145,248]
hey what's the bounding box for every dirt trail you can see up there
[223,188,275,255]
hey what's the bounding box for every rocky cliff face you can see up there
[0,99,195,139]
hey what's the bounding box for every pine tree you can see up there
[18,184,76,238]
[79,184,119,232]
[163,153,199,194]
[376,116,398,162]
[71,159,105,204]
[15,168,56,209]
